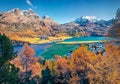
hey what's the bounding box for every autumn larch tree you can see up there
[20,43,35,82]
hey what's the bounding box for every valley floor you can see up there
[11,36,72,44]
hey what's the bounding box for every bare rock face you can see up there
[0,8,58,28]
[0,8,59,37]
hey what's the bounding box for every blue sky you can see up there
[0,0,120,24]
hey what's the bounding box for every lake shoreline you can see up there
[59,40,106,44]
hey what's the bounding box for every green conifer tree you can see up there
[0,34,20,84]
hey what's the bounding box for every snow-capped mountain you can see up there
[75,16,97,23]
[61,16,113,36]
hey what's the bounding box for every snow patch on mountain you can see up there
[75,16,97,22]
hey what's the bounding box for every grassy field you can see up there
[40,44,77,60]
[11,36,72,44]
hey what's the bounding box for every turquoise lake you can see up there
[63,36,108,42]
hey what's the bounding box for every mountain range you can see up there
[0,8,114,38]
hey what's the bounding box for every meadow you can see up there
[40,44,78,59]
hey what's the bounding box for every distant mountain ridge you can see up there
[61,16,113,36]
[0,8,115,38]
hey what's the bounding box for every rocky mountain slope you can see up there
[61,16,113,36]
[0,8,60,38]
[0,8,114,38]
[108,8,120,38]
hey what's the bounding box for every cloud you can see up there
[26,0,37,9]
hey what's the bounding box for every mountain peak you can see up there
[8,8,23,15]
[82,16,96,21]
[6,8,39,17]
[75,16,97,23]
